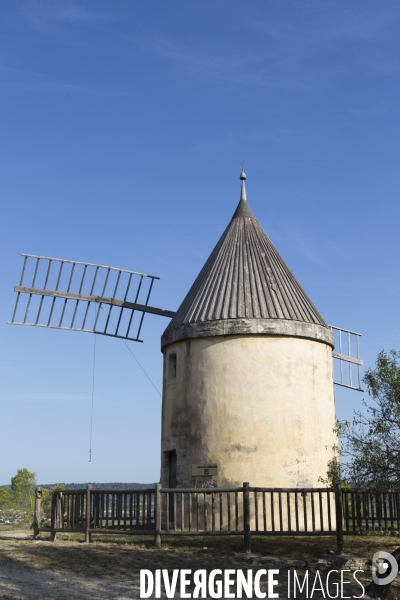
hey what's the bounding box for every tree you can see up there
[10,468,36,511]
[339,349,400,491]
[0,486,12,507]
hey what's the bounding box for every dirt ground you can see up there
[1,531,400,599]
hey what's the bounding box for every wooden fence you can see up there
[341,489,400,533]
[32,484,400,553]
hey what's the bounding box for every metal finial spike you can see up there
[240,163,247,201]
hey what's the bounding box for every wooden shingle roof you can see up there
[163,173,328,341]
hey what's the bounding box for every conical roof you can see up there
[162,173,332,349]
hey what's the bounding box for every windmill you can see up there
[8,171,364,488]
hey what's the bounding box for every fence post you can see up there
[356,491,362,533]
[85,484,92,543]
[243,482,251,554]
[335,483,344,555]
[155,484,162,549]
[33,486,42,539]
[50,492,57,541]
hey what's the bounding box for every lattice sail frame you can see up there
[9,255,364,389]
[330,325,363,391]
[8,254,175,342]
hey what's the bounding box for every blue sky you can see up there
[1,0,399,486]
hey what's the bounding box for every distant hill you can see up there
[1,482,156,490]
[39,482,156,490]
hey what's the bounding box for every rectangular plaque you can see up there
[192,464,218,477]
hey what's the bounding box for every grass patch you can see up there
[1,530,400,574]
[3,531,400,598]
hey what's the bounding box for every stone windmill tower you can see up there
[9,167,362,487]
[160,170,337,490]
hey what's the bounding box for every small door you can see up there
[168,450,177,525]
[168,450,177,488]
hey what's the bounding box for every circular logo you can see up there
[372,551,398,586]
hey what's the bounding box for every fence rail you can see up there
[32,484,400,553]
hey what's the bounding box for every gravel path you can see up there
[0,564,143,599]
[0,562,372,599]
[0,532,396,599]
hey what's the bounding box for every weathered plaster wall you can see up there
[161,335,337,489]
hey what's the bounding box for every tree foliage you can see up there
[10,468,36,511]
[0,468,37,524]
[0,486,13,507]
[339,349,400,491]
